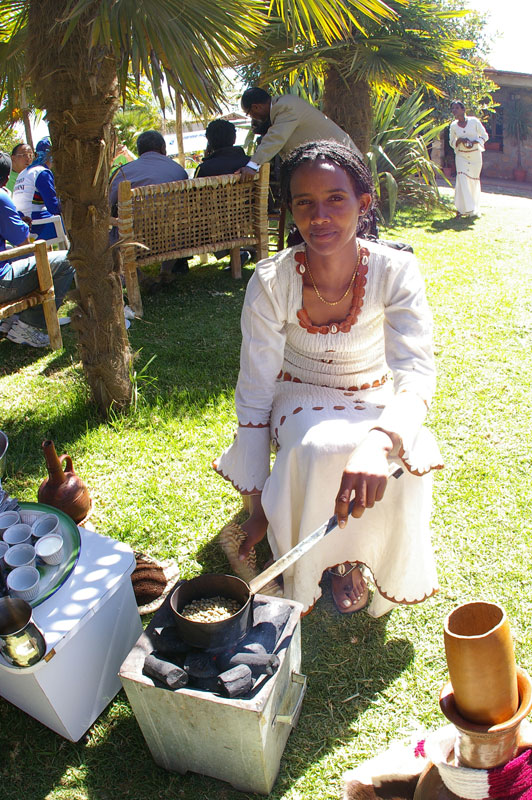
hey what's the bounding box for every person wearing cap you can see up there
[13,137,63,241]
[0,151,74,348]
[5,143,34,195]
[237,88,363,181]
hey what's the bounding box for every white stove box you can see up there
[0,527,142,741]
[120,594,306,795]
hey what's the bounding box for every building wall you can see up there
[482,80,532,182]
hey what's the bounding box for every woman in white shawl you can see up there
[449,100,489,218]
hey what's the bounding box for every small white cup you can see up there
[4,543,36,570]
[0,541,8,564]
[0,511,21,534]
[7,566,40,602]
[3,523,33,546]
[32,514,60,540]
[35,534,64,566]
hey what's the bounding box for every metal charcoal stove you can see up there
[119,591,306,795]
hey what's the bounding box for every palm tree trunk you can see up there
[26,0,132,414]
[175,96,185,167]
[20,88,34,149]
[322,67,373,156]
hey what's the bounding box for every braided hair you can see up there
[280,140,377,237]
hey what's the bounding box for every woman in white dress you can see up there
[449,100,489,218]
[215,141,443,618]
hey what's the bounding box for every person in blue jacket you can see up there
[12,137,64,242]
[0,152,74,348]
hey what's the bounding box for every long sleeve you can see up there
[449,121,458,151]
[374,253,436,451]
[252,102,300,166]
[473,118,489,146]
[34,169,61,215]
[214,261,288,493]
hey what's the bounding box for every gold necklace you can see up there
[304,243,361,307]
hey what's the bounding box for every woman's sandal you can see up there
[218,521,258,583]
[328,562,369,614]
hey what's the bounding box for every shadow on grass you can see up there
[0,330,76,379]
[430,215,478,232]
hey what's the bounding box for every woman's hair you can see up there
[205,119,237,150]
[450,99,465,110]
[281,140,376,235]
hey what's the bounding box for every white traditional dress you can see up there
[449,117,489,216]
[214,240,443,617]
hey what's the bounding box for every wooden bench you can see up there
[117,164,270,316]
[0,240,62,349]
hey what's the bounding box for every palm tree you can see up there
[0,0,394,414]
[246,0,473,154]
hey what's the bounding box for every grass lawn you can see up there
[0,185,531,799]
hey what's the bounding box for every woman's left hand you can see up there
[335,431,392,527]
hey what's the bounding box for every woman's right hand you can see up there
[239,494,268,559]
[335,430,393,528]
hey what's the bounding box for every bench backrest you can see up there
[117,165,270,265]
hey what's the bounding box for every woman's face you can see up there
[451,103,465,121]
[289,160,371,258]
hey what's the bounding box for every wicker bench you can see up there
[117,164,270,316]
[0,240,62,349]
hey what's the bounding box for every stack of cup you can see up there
[1,513,39,602]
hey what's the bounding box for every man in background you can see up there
[0,151,74,348]
[110,130,189,287]
[109,130,187,206]
[5,143,34,195]
[13,137,63,241]
[237,87,362,180]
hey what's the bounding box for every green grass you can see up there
[1,186,531,799]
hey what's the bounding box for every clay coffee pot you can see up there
[37,440,91,523]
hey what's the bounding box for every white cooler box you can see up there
[0,527,142,741]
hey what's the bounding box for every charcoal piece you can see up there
[237,622,278,655]
[240,642,267,655]
[227,652,280,678]
[184,652,219,679]
[188,674,220,692]
[218,664,253,698]
[253,599,292,630]
[150,627,189,656]
[143,654,188,689]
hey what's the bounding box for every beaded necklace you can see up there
[304,242,361,307]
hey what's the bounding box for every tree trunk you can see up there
[322,67,373,156]
[26,0,132,414]
[175,96,185,168]
[20,88,34,150]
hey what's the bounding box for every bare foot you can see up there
[330,563,369,614]
[238,515,268,561]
